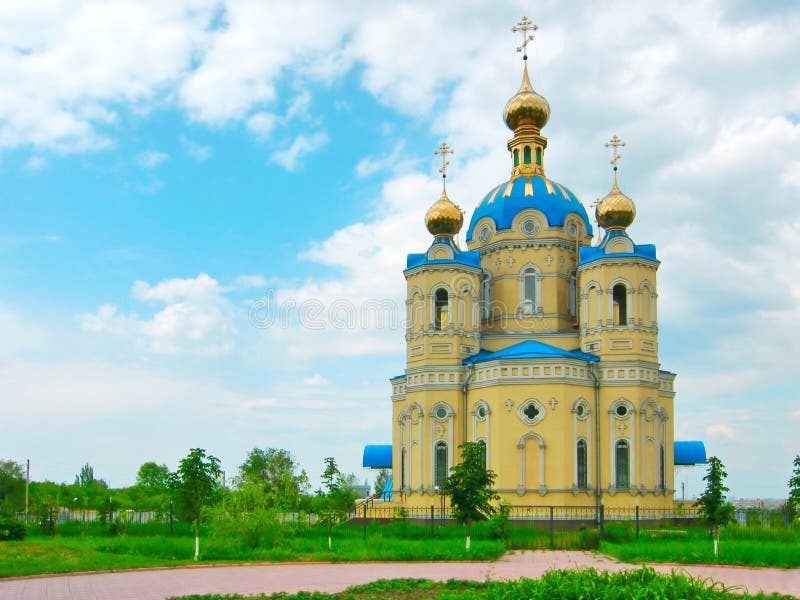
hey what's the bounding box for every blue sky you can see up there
[1,0,799,499]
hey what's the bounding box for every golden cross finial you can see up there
[605,134,626,170]
[434,142,454,179]
[512,16,538,59]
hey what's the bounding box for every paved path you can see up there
[1,552,798,599]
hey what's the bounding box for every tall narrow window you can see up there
[536,147,542,165]
[577,439,587,489]
[478,440,487,469]
[615,440,629,488]
[401,447,407,489]
[659,444,665,490]
[568,269,577,318]
[434,288,448,330]
[612,284,627,326]
[522,268,536,314]
[523,146,531,164]
[482,273,492,319]
[513,149,520,166]
[435,441,448,487]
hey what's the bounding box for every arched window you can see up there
[522,267,536,314]
[434,288,448,330]
[659,444,665,490]
[434,441,448,487]
[615,440,629,488]
[513,149,520,166]
[536,147,542,165]
[523,146,531,164]
[400,447,407,489]
[482,273,492,319]
[577,439,587,489]
[612,284,627,326]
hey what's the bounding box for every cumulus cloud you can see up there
[302,373,329,386]
[179,136,212,160]
[136,150,169,168]
[269,131,329,171]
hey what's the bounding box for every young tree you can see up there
[76,463,94,487]
[136,462,171,489]
[235,448,309,509]
[321,456,340,495]
[176,448,222,560]
[0,460,25,515]
[695,456,734,557]
[442,442,499,550]
[787,454,800,523]
[374,468,390,498]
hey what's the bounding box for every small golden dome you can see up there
[425,185,464,237]
[596,178,636,230]
[504,61,550,131]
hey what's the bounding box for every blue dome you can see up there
[466,175,593,242]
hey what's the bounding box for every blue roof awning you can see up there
[362,445,392,469]
[674,441,707,465]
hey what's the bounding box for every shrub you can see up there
[603,522,635,543]
[0,517,26,541]
[487,506,509,540]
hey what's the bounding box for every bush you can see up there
[0,518,26,541]
[487,506,509,540]
[603,522,635,543]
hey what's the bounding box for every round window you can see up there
[576,404,585,417]
[436,407,448,419]
[616,405,628,417]
[477,406,487,419]
[479,226,492,243]
[520,217,539,237]
[567,222,578,239]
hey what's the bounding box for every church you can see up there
[364,18,704,510]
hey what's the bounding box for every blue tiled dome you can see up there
[466,175,593,242]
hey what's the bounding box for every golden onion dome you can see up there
[596,178,636,230]
[425,184,464,237]
[503,61,550,131]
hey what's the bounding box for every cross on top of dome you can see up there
[512,16,538,60]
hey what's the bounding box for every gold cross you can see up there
[434,142,454,179]
[605,135,626,169]
[512,16,538,59]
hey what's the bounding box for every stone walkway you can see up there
[1,552,798,599]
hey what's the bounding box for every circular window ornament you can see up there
[435,407,448,420]
[567,222,578,239]
[520,217,540,237]
[576,404,585,417]
[616,405,629,418]
[519,399,545,425]
[478,225,492,243]
[477,405,487,419]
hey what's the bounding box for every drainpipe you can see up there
[462,363,474,444]
[589,361,601,512]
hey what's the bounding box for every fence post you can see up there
[363,501,367,540]
[549,506,554,548]
[635,505,639,539]
[599,504,605,540]
[431,505,435,537]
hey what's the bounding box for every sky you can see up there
[1,0,799,499]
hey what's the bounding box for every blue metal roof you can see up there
[362,445,392,469]
[463,339,600,365]
[579,229,658,266]
[406,236,481,270]
[466,175,593,242]
[674,441,707,465]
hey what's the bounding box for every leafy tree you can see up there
[442,442,499,550]
[136,462,171,489]
[787,454,800,523]
[321,457,341,495]
[234,448,309,509]
[75,463,95,487]
[695,456,734,556]
[374,468,390,498]
[176,448,222,560]
[0,460,25,515]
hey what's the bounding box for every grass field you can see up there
[167,570,798,600]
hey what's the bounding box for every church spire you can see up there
[596,135,636,231]
[425,142,463,237]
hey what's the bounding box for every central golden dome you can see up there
[504,61,550,131]
[596,178,636,230]
[425,185,464,237]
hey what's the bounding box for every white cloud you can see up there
[234,275,267,289]
[285,90,312,122]
[137,150,169,168]
[25,156,46,170]
[179,136,212,160]
[269,131,328,171]
[302,373,329,386]
[246,112,277,139]
[706,424,735,439]
[355,141,413,178]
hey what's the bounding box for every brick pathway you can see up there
[1,552,798,599]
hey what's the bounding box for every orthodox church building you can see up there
[367,19,699,510]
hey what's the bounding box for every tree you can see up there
[321,457,340,495]
[695,456,734,557]
[235,448,309,509]
[136,462,171,489]
[787,454,800,523]
[442,442,499,550]
[374,468,390,498]
[0,460,25,515]
[75,463,94,487]
[176,448,222,560]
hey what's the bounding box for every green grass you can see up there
[168,569,798,599]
